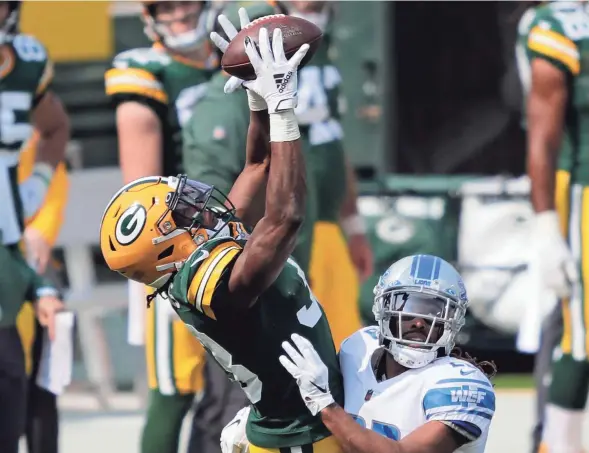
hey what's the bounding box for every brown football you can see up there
[221,14,323,81]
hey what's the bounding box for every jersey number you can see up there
[12,35,46,62]
[185,326,263,404]
[0,92,33,147]
[288,257,323,328]
[554,11,589,40]
[295,65,344,146]
[352,415,401,441]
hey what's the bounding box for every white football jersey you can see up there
[340,327,495,452]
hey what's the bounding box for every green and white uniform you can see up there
[517,1,589,411]
[105,45,217,175]
[168,237,344,448]
[0,34,53,245]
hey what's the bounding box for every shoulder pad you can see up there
[340,327,379,360]
[430,357,492,387]
[11,34,48,65]
[106,47,171,103]
[182,238,243,319]
[112,47,172,71]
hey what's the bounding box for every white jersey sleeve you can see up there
[421,358,495,442]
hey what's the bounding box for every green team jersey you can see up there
[105,45,217,175]
[0,34,54,246]
[517,1,589,184]
[168,237,343,448]
[0,244,56,327]
[296,37,347,222]
[182,71,318,273]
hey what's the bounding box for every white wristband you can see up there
[341,214,367,237]
[269,110,300,142]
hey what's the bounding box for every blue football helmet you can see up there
[373,254,468,368]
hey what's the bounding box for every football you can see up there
[221,14,323,81]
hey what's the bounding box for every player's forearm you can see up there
[321,404,403,453]
[229,110,271,225]
[34,93,70,169]
[527,141,557,213]
[340,156,359,219]
[264,111,306,234]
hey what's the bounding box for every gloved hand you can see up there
[532,210,579,298]
[210,8,266,111]
[220,406,251,453]
[279,333,335,416]
[241,27,308,114]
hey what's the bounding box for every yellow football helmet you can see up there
[100,175,236,288]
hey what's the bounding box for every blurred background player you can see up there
[104,2,218,453]
[281,0,373,349]
[17,131,68,453]
[0,1,69,451]
[518,2,588,452]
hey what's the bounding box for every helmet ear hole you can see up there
[108,236,117,252]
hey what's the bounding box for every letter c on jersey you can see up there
[115,205,147,246]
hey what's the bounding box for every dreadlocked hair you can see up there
[450,347,498,381]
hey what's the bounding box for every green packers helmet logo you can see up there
[115,204,147,246]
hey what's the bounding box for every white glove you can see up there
[279,333,335,416]
[533,210,579,298]
[210,8,266,111]
[243,27,309,115]
[19,162,53,219]
[220,406,251,453]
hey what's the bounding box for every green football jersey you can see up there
[182,71,318,273]
[0,244,55,327]
[105,45,217,175]
[296,38,347,222]
[0,34,53,245]
[168,237,344,448]
[517,1,589,184]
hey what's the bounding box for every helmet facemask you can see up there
[373,289,466,369]
[143,1,213,52]
[156,175,238,249]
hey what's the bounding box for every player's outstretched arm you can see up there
[279,334,470,453]
[211,9,271,225]
[527,57,578,297]
[227,27,310,307]
[20,92,70,220]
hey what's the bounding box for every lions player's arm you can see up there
[526,19,575,212]
[227,133,306,308]
[105,63,168,182]
[320,404,466,453]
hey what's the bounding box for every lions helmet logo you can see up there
[115,204,147,245]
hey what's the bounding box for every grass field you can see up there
[30,376,582,453]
